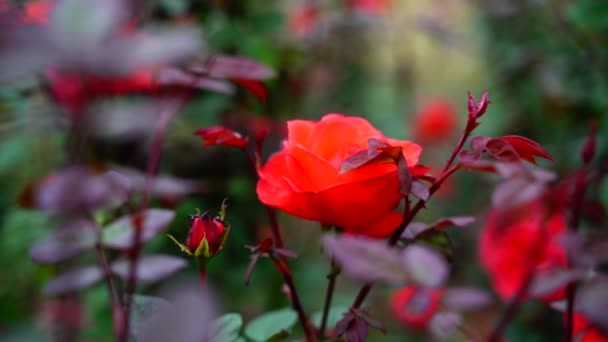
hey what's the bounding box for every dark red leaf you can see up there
[581,121,598,164]
[44,266,103,296]
[193,126,248,148]
[485,138,520,162]
[155,67,235,94]
[467,91,477,120]
[113,167,207,200]
[499,135,553,164]
[467,91,490,120]
[340,138,402,173]
[111,254,186,284]
[30,219,97,265]
[334,313,354,337]
[340,150,382,173]
[232,78,268,103]
[244,253,261,286]
[397,153,412,196]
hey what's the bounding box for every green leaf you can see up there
[311,306,349,331]
[244,308,298,342]
[210,313,243,342]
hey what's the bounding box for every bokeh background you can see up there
[1,0,607,340]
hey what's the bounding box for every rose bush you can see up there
[257,113,423,237]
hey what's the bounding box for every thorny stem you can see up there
[244,148,315,341]
[270,254,317,342]
[320,261,340,339]
[350,118,474,310]
[565,168,589,342]
[119,98,185,342]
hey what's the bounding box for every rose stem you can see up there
[270,254,317,342]
[120,98,185,342]
[244,150,315,341]
[319,260,340,339]
[565,168,589,342]
[349,115,477,310]
[95,238,123,339]
[198,260,208,300]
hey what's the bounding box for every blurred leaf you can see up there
[156,0,189,16]
[575,280,608,334]
[403,216,475,240]
[205,56,276,80]
[29,219,97,264]
[402,244,448,288]
[209,313,243,342]
[43,265,103,296]
[111,254,186,284]
[529,269,584,298]
[322,235,407,285]
[36,166,130,213]
[50,0,128,47]
[442,287,492,311]
[102,209,175,250]
[130,294,171,340]
[244,308,298,342]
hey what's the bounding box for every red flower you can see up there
[479,200,567,301]
[289,4,318,37]
[572,313,608,342]
[193,126,248,148]
[411,99,458,144]
[256,113,422,237]
[348,0,392,15]
[186,212,226,257]
[390,286,444,330]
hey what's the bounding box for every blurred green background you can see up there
[1,0,607,341]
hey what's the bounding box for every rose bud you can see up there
[168,206,230,260]
[186,212,226,257]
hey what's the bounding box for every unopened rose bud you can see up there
[186,212,226,258]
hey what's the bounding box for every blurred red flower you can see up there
[572,313,608,342]
[289,4,318,37]
[411,99,458,144]
[390,286,444,330]
[348,0,392,15]
[479,200,567,301]
[257,113,422,237]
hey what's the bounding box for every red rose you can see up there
[390,286,444,330]
[479,200,567,301]
[256,113,422,237]
[411,99,458,145]
[572,313,608,342]
[186,212,226,257]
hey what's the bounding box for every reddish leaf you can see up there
[232,78,268,103]
[205,56,276,80]
[485,138,520,162]
[155,67,235,94]
[194,126,248,148]
[458,136,490,163]
[111,254,186,284]
[339,138,401,173]
[44,266,103,296]
[30,219,97,265]
[499,135,553,164]
[113,167,207,200]
[581,121,598,164]
[467,91,490,120]
[397,153,412,196]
